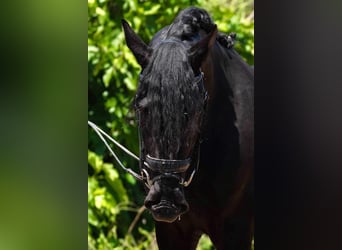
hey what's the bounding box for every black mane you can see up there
[135,40,205,159]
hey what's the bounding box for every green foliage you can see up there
[199,0,254,65]
[197,235,215,250]
[88,0,253,249]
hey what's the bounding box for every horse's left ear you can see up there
[122,19,153,68]
[189,25,218,73]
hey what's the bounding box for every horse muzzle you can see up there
[144,178,189,223]
[150,199,189,223]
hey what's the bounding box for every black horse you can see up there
[122,7,253,250]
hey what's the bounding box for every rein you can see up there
[88,120,198,188]
[88,121,146,181]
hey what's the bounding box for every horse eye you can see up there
[193,73,203,84]
[194,75,199,81]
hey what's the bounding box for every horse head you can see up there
[122,19,217,222]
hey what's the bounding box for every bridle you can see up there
[137,121,201,189]
[136,71,207,189]
[88,71,207,190]
[139,151,200,189]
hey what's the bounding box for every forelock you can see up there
[135,42,205,158]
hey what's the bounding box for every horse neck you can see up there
[190,44,254,198]
[203,42,254,136]
[201,43,254,179]
[200,44,239,160]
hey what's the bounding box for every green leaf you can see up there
[124,77,136,91]
[125,173,136,185]
[103,163,118,181]
[88,208,99,226]
[94,194,104,209]
[88,150,103,173]
[103,66,113,87]
[144,4,161,15]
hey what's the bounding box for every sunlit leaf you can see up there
[94,194,104,209]
[88,150,103,173]
[88,208,99,226]
[103,163,118,181]
[123,77,136,91]
[144,4,161,15]
[96,7,106,16]
[103,66,113,87]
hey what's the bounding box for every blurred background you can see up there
[88,0,254,249]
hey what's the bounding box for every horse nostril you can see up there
[144,193,160,209]
[144,199,155,209]
[144,184,161,209]
[180,201,189,213]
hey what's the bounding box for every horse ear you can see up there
[122,19,152,68]
[189,25,218,73]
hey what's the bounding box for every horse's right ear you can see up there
[122,19,152,68]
